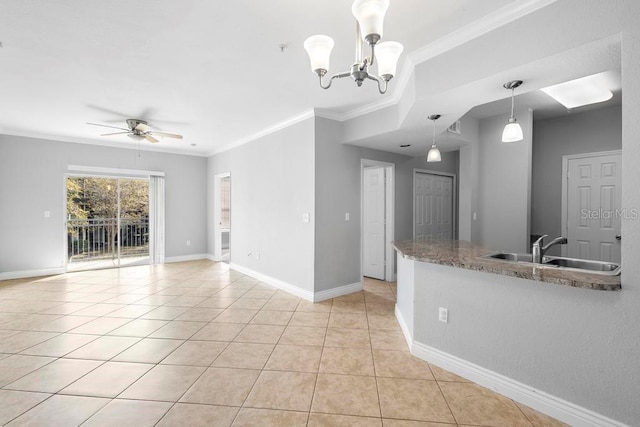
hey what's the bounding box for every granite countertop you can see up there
[392,239,621,291]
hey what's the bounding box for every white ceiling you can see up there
[0,0,536,156]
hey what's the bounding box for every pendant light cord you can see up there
[510,87,515,119]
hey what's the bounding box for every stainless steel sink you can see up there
[483,252,533,263]
[543,256,621,275]
[482,253,621,276]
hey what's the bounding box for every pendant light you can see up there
[426,114,442,163]
[502,80,524,142]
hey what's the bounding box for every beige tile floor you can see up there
[0,261,568,426]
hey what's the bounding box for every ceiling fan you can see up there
[87,119,183,143]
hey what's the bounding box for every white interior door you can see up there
[414,172,453,241]
[363,167,385,280]
[565,152,621,262]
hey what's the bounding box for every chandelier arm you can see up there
[366,74,388,94]
[319,71,351,90]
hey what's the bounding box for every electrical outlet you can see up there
[186,240,191,246]
[255,252,260,260]
[438,307,448,323]
[345,212,350,221]
[43,211,50,218]
[302,213,310,223]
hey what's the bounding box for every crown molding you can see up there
[339,0,558,121]
[206,108,315,156]
[1,129,205,157]
[209,0,559,156]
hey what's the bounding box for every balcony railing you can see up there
[67,218,149,262]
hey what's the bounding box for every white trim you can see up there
[207,109,315,156]
[165,254,208,263]
[394,304,413,351]
[229,263,315,302]
[409,340,627,427]
[206,253,220,262]
[2,129,204,157]
[0,267,65,281]
[68,165,164,177]
[313,282,363,303]
[212,172,231,263]
[361,160,396,282]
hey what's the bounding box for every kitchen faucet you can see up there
[532,235,568,263]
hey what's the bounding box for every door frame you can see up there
[412,169,457,240]
[212,172,231,262]
[360,160,395,282]
[560,149,622,258]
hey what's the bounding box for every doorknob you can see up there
[616,234,621,241]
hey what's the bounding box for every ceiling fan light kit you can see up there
[87,119,183,144]
[304,0,403,94]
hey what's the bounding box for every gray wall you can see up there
[207,118,316,293]
[396,0,640,424]
[531,105,622,254]
[0,135,207,274]
[410,260,637,425]
[314,117,414,292]
[477,108,533,253]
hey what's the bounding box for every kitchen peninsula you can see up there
[392,239,624,426]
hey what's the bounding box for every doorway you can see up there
[214,173,231,263]
[562,150,622,262]
[361,161,394,281]
[413,170,455,241]
[66,176,150,271]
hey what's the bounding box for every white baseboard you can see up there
[164,253,209,263]
[409,340,626,427]
[206,253,220,262]
[229,263,315,302]
[0,267,65,281]
[394,304,413,351]
[313,282,362,302]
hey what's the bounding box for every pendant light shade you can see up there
[426,114,442,163]
[502,80,523,143]
[376,41,404,79]
[427,145,442,162]
[502,118,524,142]
[304,35,335,74]
[352,0,389,44]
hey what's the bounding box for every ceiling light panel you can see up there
[541,73,613,109]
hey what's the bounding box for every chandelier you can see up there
[304,0,404,94]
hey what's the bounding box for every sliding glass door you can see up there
[66,176,150,271]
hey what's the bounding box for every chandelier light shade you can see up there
[502,80,524,143]
[304,0,403,94]
[376,41,404,79]
[304,35,335,74]
[426,114,442,163]
[352,0,389,44]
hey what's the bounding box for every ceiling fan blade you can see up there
[145,134,159,143]
[100,131,130,136]
[149,131,183,139]
[86,122,130,131]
